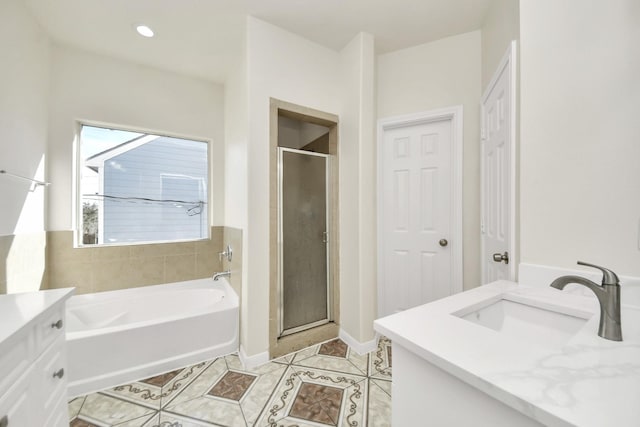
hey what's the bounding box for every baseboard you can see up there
[339,328,377,355]
[239,344,270,370]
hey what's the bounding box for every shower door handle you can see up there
[322,231,328,243]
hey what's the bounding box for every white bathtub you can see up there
[66,277,239,397]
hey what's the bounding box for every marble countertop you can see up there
[0,288,75,346]
[374,280,640,427]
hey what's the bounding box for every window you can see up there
[78,124,209,245]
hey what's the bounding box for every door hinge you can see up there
[481,127,487,141]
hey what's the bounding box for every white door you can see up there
[380,118,455,316]
[481,41,516,283]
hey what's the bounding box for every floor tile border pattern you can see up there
[113,361,209,402]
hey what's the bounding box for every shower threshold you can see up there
[279,318,331,338]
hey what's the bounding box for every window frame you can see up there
[74,120,212,248]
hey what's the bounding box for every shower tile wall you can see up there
[46,227,229,294]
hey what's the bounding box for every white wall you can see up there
[377,31,482,290]
[0,0,50,293]
[481,0,520,89]
[242,17,341,355]
[224,24,249,231]
[47,44,225,232]
[223,20,251,353]
[520,0,640,277]
[339,33,377,342]
[0,0,50,236]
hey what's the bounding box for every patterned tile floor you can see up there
[68,337,392,427]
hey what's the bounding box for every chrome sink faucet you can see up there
[550,261,622,341]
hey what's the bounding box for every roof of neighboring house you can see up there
[85,134,161,172]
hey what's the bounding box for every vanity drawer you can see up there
[36,335,67,416]
[43,392,69,427]
[36,304,66,356]
[0,366,34,427]
[0,330,34,394]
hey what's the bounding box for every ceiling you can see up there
[24,0,492,83]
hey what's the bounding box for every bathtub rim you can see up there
[66,277,238,340]
[66,276,237,307]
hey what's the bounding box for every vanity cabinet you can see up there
[0,289,74,427]
[375,276,640,427]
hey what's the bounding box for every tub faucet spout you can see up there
[212,270,231,281]
[550,261,622,341]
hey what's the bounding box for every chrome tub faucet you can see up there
[212,270,231,281]
[550,261,622,341]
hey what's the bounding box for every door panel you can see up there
[280,149,330,334]
[381,119,452,315]
[482,46,514,284]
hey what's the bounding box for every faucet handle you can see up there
[218,245,233,262]
[577,261,619,286]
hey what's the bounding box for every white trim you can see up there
[239,345,270,370]
[376,106,465,318]
[480,40,518,281]
[339,328,378,355]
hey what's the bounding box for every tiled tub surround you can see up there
[46,227,238,295]
[0,231,47,294]
[222,227,243,302]
[67,277,239,398]
[68,337,392,427]
[375,271,640,427]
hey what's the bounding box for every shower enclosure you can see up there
[278,147,331,336]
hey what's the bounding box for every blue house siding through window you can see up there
[101,137,208,243]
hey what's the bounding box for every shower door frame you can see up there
[277,147,332,337]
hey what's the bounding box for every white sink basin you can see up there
[455,297,589,351]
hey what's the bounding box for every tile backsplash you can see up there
[46,227,230,295]
[1,227,243,296]
[0,232,47,294]
[222,226,243,301]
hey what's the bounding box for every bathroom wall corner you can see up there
[339,328,378,355]
[239,344,269,370]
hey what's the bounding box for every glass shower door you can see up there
[278,147,330,336]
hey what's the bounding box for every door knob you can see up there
[492,251,509,264]
[439,239,448,247]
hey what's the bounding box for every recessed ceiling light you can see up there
[135,25,154,38]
